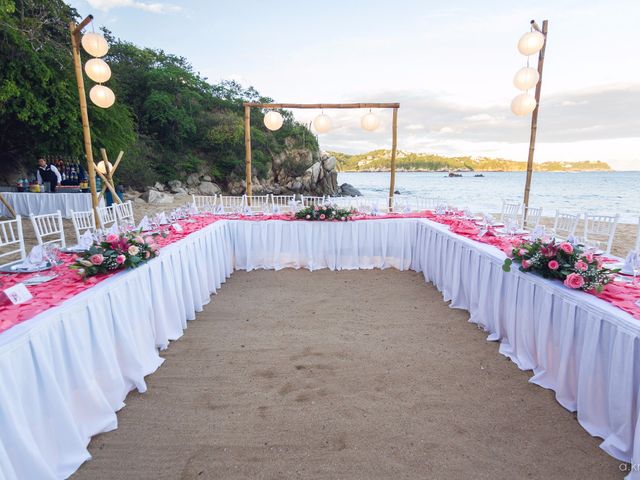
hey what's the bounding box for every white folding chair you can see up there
[552,210,580,241]
[96,204,118,229]
[501,201,523,225]
[271,194,297,213]
[0,215,26,268]
[114,200,135,226]
[30,210,66,248]
[218,195,246,214]
[583,213,619,254]
[192,194,218,211]
[300,195,326,207]
[245,195,271,213]
[522,206,543,230]
[70,209,96,244]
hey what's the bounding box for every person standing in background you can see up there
[36,158,61,192]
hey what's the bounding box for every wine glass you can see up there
[632,251,640,286]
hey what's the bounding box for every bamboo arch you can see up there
[243,102,400,208]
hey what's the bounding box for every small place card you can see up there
[171,223,184,233]
[3,283,33,305]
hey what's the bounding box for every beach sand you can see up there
[70,269,623,479]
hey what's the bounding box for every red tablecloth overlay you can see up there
[0,210,638,335]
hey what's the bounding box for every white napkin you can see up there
[242,206,253,216]
[566,234,579,245]
[12,246,45,270]
[138,215,152,231]
[272,204,281,214]
[77,230,94,250]
[531,225,546,240]
[483,213,495,225]
[623,251,638,273]
[215,204,225,214]
[107,223,120,235]
[157,211,169,225]
[371,205,380,216]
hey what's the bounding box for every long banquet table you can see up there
[1,216,640,479]
[0,192,102,218]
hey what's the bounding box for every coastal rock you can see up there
[322,156,337,171]
[173,187,188,197]
[339,183,362,197]
[311,162,322,184]
[186,173,200,187]
[198,181,222,196]
[153,181,166,192]
[142,189,174,204]
[202,175,212,182]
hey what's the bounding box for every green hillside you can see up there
[331,150,612,172]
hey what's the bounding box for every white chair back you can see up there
[30,211,66,248]
[271,195,297,212]
[392,196,413,213]
[354,197,390,213]
[523,206,543,230]
[552,210,580,241]
[96,205,118,229]
[326,197,353,209]
[245,195,271,213]
[414,197,443,211]
[501,201,522,225]
[583,213,619,254]
[0,216,26,267]
[70,209,96,243]
[114,200,135,226]
[192,194,218,211]
[301,195,325,207]
[218,195,246,213]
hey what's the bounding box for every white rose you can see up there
[128,245,140,256]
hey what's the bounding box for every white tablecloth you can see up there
[2,217,640,479]
[0,192,102,218]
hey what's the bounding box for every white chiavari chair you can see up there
[300,195,326,207]
[218,195,246,214]
[552,210,580,241]
[192,194,218,212]
[392,195,413,213]
[501,201,523,225]
[70,209,96,243]
[114,200,135,226]
[326,197,352,209]
[583,213,619,255]
[30,210,66,248]
[354,197,390,214]
[96,204,118,229]
[270,194,297,213]
[414,197,443,211]
[0,215,26,268]
[522,206,543,230]
[245,195,271,213]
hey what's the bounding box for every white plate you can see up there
[23,274,58,285]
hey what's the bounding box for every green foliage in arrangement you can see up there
[295,204,354,221]
[332,150,612,173]
[0,0,318,187]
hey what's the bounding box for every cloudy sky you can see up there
[68,0,640,170]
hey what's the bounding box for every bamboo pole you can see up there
[99,148,122,204]
[69,17,100,227]
[0,193,16,218]
[388,108,399,210]
[244,105,252,201]
[244,102,400,109]
[97,150,124,202]
[523,19,548,219]
[94,168,121,204]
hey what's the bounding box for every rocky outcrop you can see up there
[338,183,362,197]
[141,189,174,204]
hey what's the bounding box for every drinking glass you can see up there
[632,252,640,286]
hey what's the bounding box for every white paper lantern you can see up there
[361,112,381,132]
[263,111,284,131]
[517,31,545,56]
[81,32,109,58]
[513,67,540,91]
[313,114,332,134]
[510,93,537,116]
[89,85,115,108]
[84,58,112,83]
[96,160,113,175]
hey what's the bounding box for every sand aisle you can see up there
[72,269,622,479]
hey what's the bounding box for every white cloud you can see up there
[86,0,181,14]
[406,124,424,131]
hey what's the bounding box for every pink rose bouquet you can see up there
[503,238,617,292]
[295,204,354,222]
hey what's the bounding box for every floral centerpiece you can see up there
[295,204,354,221]
[502,238,617,292]
[70,232,160,279]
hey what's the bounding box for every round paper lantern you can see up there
[361,112,381,132]
[263,111,284,131]
[84,58,112,83]
[81,32,109,58]
[517,31,545,56]
[313,114,332,134]
[89,85,115,108]
[513,67,540,91]
[96,160,113,175]
[510,93,537,116]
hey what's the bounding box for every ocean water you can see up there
[337,171,640,223]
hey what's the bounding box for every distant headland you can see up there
[331,150,612,173]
